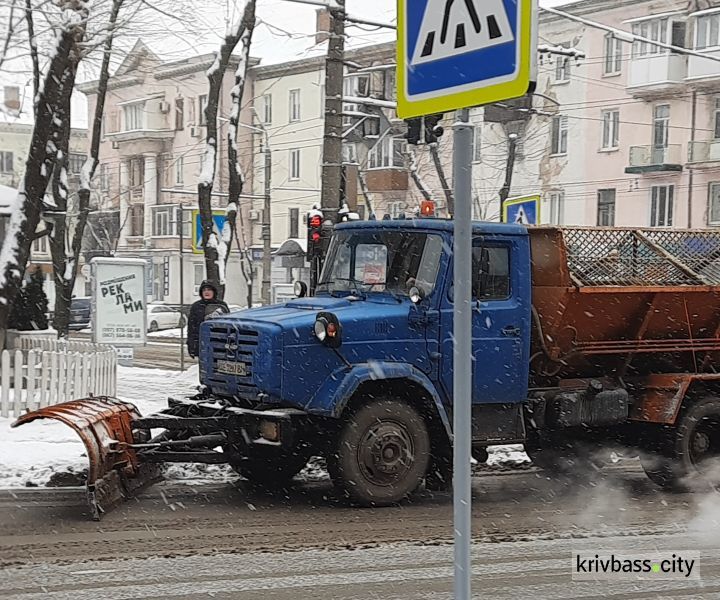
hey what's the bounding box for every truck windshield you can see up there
[317,231,443,297]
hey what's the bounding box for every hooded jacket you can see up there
[187,281,229,357]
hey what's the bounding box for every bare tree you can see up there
[197,0,256,299]
[50,0,124,338]
[0,0,89,349]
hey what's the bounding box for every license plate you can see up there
[217,360,247,376]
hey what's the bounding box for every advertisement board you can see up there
[91,258,148,346]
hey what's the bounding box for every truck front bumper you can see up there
[131,397,308,464]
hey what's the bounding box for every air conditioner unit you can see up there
[249,209,260,221]
[111,140,119,150]
[190,126,199,138]
[159,101,170,114]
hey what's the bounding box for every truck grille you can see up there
[207,323,260,398]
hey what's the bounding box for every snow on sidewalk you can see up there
[0,364,529,489]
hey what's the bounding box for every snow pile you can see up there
[0,365,202,488]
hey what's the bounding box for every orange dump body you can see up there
[529,227,720,422]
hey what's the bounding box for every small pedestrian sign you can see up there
[503,195,540,225]
[192,210,227,254]
[397,0,536,119]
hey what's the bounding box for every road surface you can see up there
[1,464,719,598]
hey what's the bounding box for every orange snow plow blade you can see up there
[12,397,161,520]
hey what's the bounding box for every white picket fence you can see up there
[0,339,117,419]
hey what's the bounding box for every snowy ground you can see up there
[148,326,186,339]
[0,365,529,488]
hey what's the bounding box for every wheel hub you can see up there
[692,432,711,457]
[359,422,414,485]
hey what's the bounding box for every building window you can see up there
[175,156,184,185]
[652,104,670,163]
[709,183,720,226]
[262,94,272,124]
[548,191,564,225]
[128,157,144,188]
[632,18,669,57]
[69,153,85,175]
[123,102,144,131]
[100,164,109,191]
[369,137,406,169]
[650,185,674,227]
[714,98,720,140]
[198,95,208,126]
[32,235,48,255]
[289,89,301,122]
[388,201,404,218]
[289,148,301,180]
[343,74,370,98]
[604,34,622,75]
[601,109,620,149]
[0,151,13,173]
[471,125,482,162]
[555,55,570,83]
[175,97,184,130]
[289,208,299,239]
[342,142,357,163]
[551,115,568,155]
[597,189,616,226]
[129,204,144,236]
[696,13,720,49]
[152,205,176,237]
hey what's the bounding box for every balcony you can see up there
[364,169,408,192]
[687,48,720,84]
[483,95,533,124]
[627,54,687,99]
[688,140,720,167]
[625,144,683,174]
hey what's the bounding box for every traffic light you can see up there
[424,114,444,144]
[404,114,444,145]
[405,118,422,145]
[307,209,323,259]
[420,200,435,217]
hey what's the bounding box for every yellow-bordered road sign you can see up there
[397,0,537,119]
[503,194,540,225]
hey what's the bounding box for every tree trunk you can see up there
[0,6,88,350]
[198,1,256,299]
[51,0,124,339]
[226,1,256,304]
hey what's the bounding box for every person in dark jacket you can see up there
[187,280,229,358]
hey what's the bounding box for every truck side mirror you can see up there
[409,286,425,304]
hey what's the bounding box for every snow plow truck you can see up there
[12,220,720,519]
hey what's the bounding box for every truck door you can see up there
[438,236,530,405]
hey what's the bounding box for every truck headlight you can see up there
[314,312,342,348]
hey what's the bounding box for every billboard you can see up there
[91,258,147,346]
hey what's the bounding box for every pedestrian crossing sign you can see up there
[192,209,227,254]
[397,0,536,119]
[503,195,540,225]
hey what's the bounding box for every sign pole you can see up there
[453,107,473,599]
[179,208,185,372]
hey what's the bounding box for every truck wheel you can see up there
[641,398,720,492]
[231,449,309,488]
[328,399,430,506]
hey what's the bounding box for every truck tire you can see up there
[328,399,430,506]
[231,449,309,489]
[641,397,720,492]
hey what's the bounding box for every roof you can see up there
[335,218,528,237]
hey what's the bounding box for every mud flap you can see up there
[12,397,162,520]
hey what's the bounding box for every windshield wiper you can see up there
[326,277,367,297]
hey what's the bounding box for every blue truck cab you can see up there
[198,219,532,504]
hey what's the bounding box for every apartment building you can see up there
[79,41,258,306]
[474,0,720,230]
